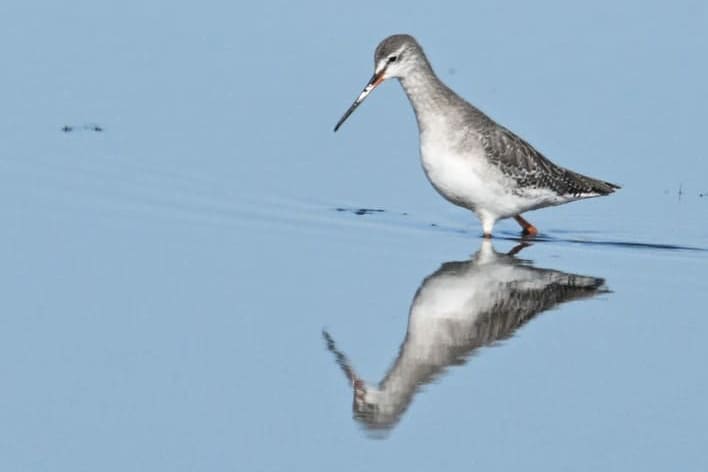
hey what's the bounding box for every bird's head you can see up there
[334,34,425,131]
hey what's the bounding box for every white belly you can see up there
[419,130,559,220]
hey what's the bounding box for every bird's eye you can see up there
[387,55,398,63]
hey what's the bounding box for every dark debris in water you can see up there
[665,184,708,199]
[334,207,415,217]
[335,208,386,216]
[333,207,467,234]
[61,124,104,133]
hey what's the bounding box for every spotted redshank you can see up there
[334,34,620,238]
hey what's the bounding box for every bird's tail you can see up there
[568,170,621,195]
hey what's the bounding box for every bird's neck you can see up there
[399,63,490,135]
[399,65,461,130]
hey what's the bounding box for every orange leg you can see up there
[507,242,530,256]
[514,215,538,236]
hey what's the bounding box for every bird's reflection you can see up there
[323,240,608,435]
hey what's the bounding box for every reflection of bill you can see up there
[323,240,608,434]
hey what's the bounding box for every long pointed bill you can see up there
[333,70,385,132]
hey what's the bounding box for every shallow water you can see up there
[1,1,708,471]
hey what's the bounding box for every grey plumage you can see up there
[375,35,621,198]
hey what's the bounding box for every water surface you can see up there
[1,1,707,471]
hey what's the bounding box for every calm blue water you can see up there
[1,1,707,471]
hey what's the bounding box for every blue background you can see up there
[1,1,707,470]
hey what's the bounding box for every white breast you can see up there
[419,124,504,215]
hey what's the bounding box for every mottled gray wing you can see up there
[480,125,619,196]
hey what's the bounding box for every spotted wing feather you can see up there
[480,125,620,197]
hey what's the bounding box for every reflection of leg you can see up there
[514,215,538,236]
[507,242,531,257]
[480,213,495,238]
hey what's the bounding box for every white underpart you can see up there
[419,117,563,233]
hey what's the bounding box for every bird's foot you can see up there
[521,225,538,237]
[514,215,538,237]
